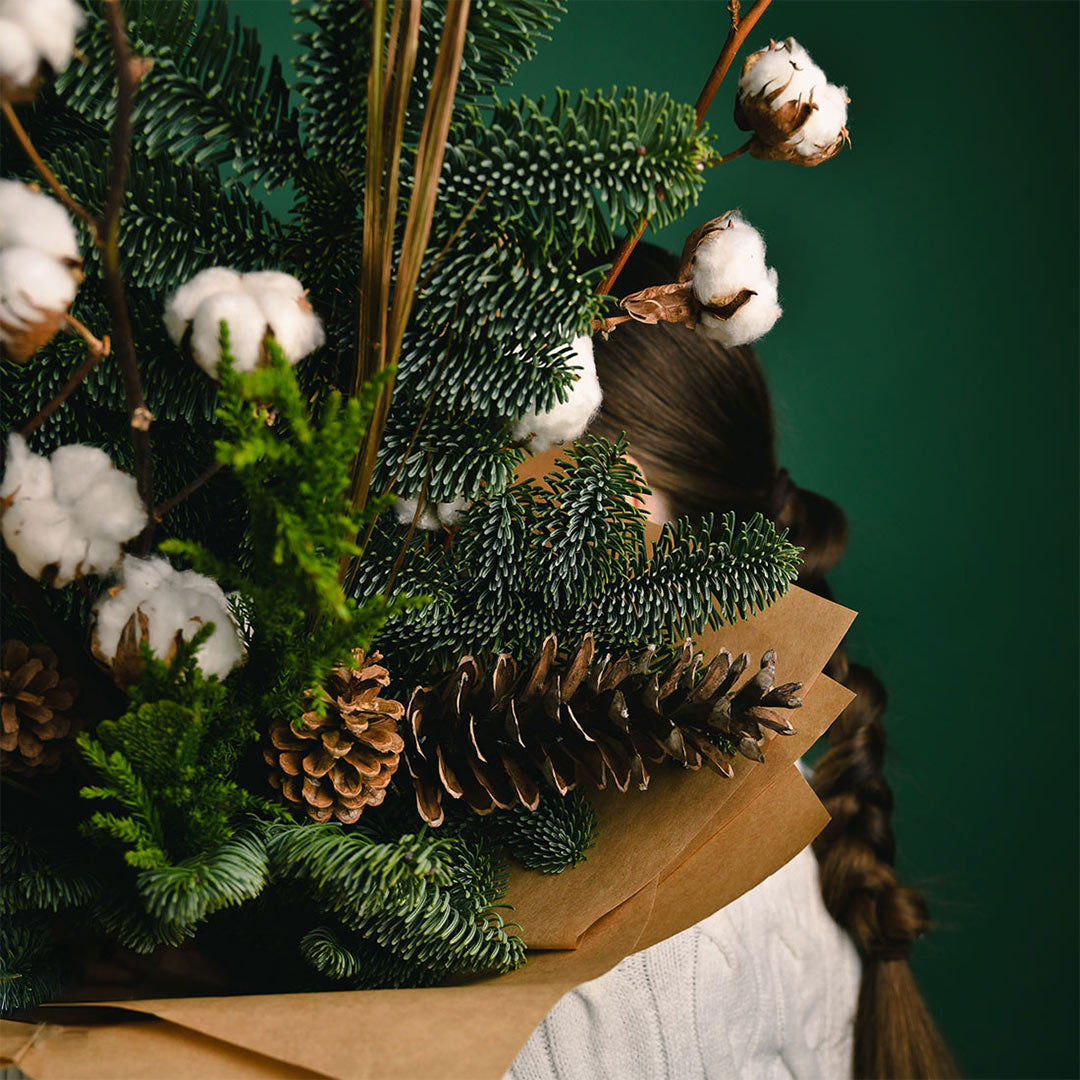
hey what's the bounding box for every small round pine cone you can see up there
[265,650,405,824]
[0,639,79,775]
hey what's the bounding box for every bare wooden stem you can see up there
[152,461,224,522]
[19,317,111,438]
[100,0,154,548]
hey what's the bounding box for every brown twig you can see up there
[152,460,224,522]
[100,0,154,548]
[596,0,772,298]
[694,0,772,126]
[590,314,633,334]
[1,100,103,244]
[718,137,755,163]
[19,317,111,438]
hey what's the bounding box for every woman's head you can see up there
[589,242,848,584]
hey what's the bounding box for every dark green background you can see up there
[242,2,1080,1075]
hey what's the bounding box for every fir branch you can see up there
[136,825,269,927]
[0,918,68,1013]
[485,790,597,874]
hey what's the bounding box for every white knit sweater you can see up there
[506,846,861,1080]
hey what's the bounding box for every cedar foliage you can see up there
[0,0,802,1008]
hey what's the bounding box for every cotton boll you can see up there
[689,215,769,310]
[0,181,80,263]
[511,335,602,453]
[0,245,76,326]
[242,272,324,362]
[697,267,781,347]
[0,245,77,362]
[93,556,244,682]
[736,38,849,167]
[189,289,266,376]
[395,497,441,531]
[0,0,84,74]
[0,434,146,585]
[163,266,244,344]
[0,18,37,89]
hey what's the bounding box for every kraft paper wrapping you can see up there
[1,497,857,1079]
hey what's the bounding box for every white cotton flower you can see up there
[687,214,782,347]
[93,555,245,681]
[189,290,267,376]
[0,181,80,263]
[0,434,146,585]
[0,18,37,88]
[394,497,442,531]
[0,245,78,361]
[163,266,324,377]
[0,0,83,78]
[511,335,602,453]
[697,266,781,347]
[163,266,244,344]
[690,215,768,308]
[0,246,76,328]
[736,37,849,166]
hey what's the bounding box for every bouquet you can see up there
[0,1,856,1073]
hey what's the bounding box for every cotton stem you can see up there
[100,0,154,548]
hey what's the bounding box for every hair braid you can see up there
[788,492,958,1078]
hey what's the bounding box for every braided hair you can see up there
[590,242,957,1079]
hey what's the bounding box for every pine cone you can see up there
[266,651,405,824]
[0,640,79,775]
[404,635,801,826]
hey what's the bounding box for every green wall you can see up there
[244,2,1080,1075]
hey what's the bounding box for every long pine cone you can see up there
[403,635,801,826]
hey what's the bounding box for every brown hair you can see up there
[590,242,958,1079]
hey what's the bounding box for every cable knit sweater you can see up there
[506,846,861,1080]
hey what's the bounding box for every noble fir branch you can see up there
[0,918,68,1014]
[0,829,100,919]
[439,88,713,259]
[136,824,269,927]
[485,790,597,875]
[596,511,803,640]
[57,0,302,189]
[268,821,524,985]
[365,437,799,686]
